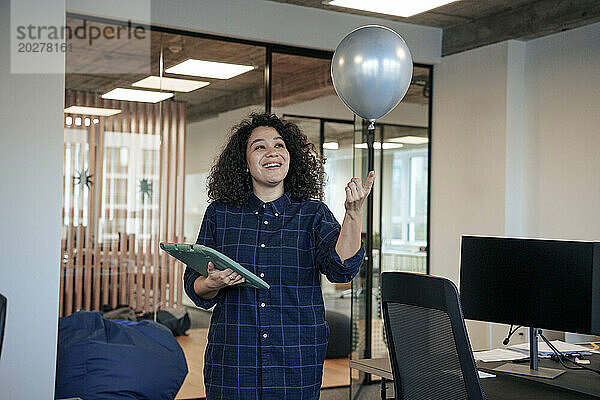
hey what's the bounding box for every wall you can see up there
[522,23,600,343]
[431,22,600,349]
[0,0,65,398]
[430,41,509,284]
[522,22,600,239]
[430,41,510,350]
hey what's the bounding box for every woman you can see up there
[184,112,374,400]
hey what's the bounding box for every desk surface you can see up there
[350,356,600,399]
[349,358,393,380]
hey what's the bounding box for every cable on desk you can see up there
[538,331,600,376]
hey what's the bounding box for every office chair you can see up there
[381,272,485,400]
[0,293,6,359]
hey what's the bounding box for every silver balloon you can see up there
[331,25,413,122]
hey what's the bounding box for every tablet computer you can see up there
[159,242,270,290]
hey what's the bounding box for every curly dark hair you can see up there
[207,112,325,207]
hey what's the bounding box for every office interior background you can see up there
[1,0,599,398]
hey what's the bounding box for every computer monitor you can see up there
[459,236,600,336]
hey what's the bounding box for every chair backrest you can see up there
[0,293,6,358]
[381,272,485,400]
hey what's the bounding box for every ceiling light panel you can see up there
[389,136,429,144]
[355,142,404,150]
[166,59,255,79]
[323,142,339,150]
[132,76,210,92]
[328,0,459,17]
[101,88,173,103]
[64,106,122,116]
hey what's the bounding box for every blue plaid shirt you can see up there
[184,192,364,400]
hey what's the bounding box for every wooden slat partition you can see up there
[65,138,76,315]
[118,231,126,305]
[59,130,67,317]
[152,101,161,312]
[102,138,112,308]
[176,102,186,306]
[84,92,96,311]
[110,103,120,309]
[168,101,177,308]
[127,234,135,307]
[145,101,156,312]
[135,236,142,311]
[93,97,105,311]
[60,90,186,317]
[129,99,138,310]
[74,218,84,311]
[159,100,169,310]
[59,237,65,317]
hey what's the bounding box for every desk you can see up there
[350,355,600,399]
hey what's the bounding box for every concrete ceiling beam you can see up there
[443,0,600,56]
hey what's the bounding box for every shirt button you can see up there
[264,220,269,225]
[260,273,265,278]
[260,243,266,248]
[274,212,279,217]
[263,333,268,339]
[260,302,266,307]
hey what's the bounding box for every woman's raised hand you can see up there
[205,261,245,289]
[344,171,375,216]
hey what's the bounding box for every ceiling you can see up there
[267,0,600,55]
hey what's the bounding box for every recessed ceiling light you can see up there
[101,88,173,103]
[65,116,72,126]
[328,0,459,17]
[355,142,404,150]
[132,75,210,92]
[165,59,255,79]
[389,136,429,144]
[64,106,122,116]
[323,142,339,150]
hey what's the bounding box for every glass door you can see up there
[350,117,379,398]
[350,65,432,399]
[321,120,355,386]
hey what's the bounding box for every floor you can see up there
[176,329,208,399]
[176,328,351,399]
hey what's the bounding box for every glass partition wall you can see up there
[62,18,265,318]
[61,15,431,398]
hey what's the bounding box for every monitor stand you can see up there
[493,327,565,379]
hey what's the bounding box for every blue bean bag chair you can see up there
[55,311,188,399]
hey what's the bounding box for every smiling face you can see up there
[246,126,290,196]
